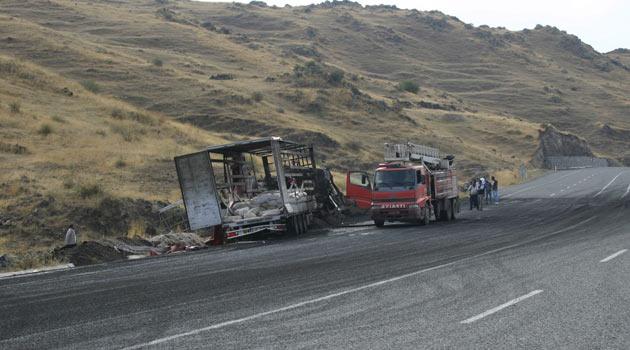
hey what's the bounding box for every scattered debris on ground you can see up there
[53,242,126,266]
[149,232,207,252]
[52,232,209,266]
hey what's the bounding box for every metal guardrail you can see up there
[544,156,608,169]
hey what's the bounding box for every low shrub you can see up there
[78,183,103,198]
[9,101,21,114]
[251,91,264,102]
[152,58,163,67]
[346,140,361,151]
[209,73,234,80]
[111,108,124,119]
[81,80,101,94]
[111,125,134,142]
[398,80,419,94]
[327,69,345,85]
[51,115,65,123]
[37,124,53,136]
[0,142,28,154]
[127,111,154,125]
[114,158,127,168]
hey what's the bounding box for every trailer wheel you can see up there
[374,219,385,227]
[289,215,301,236]
[450,199,457,220]
[300,214,308,235]
[422,206,430,225]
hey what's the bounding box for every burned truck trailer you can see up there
[174,137,340,241]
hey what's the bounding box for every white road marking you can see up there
[122,217,595,350]
[623,184,630,198]
[460,290,543,324]
[0,264,75,280]
[600,249,627,263]
[503,171,575,198]
[594,171,625,197]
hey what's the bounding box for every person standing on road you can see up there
[468,179,483,210]
[492,176,499,204]
[476,179,483,211]
[467,179,478,210]
[484,178,492,204]
[64,224,77,248]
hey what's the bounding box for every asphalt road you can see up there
[1,167,629,349]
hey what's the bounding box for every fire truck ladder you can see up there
[384,142,442,166]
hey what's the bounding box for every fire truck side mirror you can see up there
[361,175,368,185]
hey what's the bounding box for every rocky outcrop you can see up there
[531,124,595,167]
[600,123,630,141]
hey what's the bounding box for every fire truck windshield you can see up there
[374,169,415,190]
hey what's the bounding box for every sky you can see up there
[200,0,629,52]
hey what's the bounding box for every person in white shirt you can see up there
[64,224,77,248]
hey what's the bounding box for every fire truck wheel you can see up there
[418,207,428,225]
[450,199,457,220]
[423,207,430,225]
[374,219,385,227]
[440,200,451,222]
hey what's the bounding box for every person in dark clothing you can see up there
[491,176,499,204]
[467,179,479,210]
[476,179,483,211]
[484,179,492,204]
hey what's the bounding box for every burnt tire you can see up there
[374,219,385,227]
[300,214,308,235]
[289,215,302,236]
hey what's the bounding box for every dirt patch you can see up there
[53,241,125,266]
[600,124,630,141]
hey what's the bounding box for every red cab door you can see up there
[346,171,372,209]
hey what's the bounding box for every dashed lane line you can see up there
[503,171,575,199]
[600,249,627,263]
[120,217,595,350]
[623,184,630,199]
[460,290,543,324]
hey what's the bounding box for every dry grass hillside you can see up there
[0,54,226,267]
[0,0,629,266]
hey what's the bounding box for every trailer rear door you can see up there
[175,151,222,230]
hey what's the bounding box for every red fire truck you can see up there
[346,142,459,227]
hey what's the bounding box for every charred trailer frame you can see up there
[174,137,322,242]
